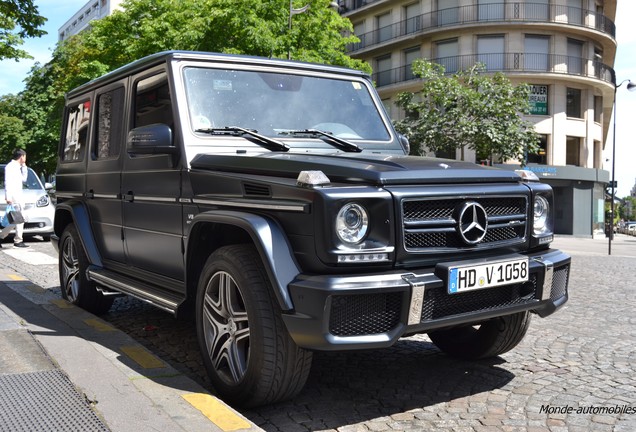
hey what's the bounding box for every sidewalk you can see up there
[0,264,262,432]
[553,233,636,258]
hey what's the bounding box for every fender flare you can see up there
[54,201,103,267]
[188,210,300,311]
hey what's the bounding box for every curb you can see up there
[0,269,262,432]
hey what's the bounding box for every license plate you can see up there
[448,258,529,294]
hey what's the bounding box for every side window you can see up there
[134,72,173,128]
[62,100,91,161]
[95,87,125,159]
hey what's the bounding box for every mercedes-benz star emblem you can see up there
[457,201,488,245]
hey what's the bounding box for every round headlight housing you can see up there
[533,195,550,235]
[336,203,369,245]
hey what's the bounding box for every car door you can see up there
[85,81,127,264]
[121,68,185,281]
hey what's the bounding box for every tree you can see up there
[394,59,539,165]
[0,0,46,60]
[54,0,369,79]
[0,96,26,158]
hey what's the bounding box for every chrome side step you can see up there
[87,267,183,315]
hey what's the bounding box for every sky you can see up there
[1,0,636,197]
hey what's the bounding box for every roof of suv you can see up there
[66,50,371,99]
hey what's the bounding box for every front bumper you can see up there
[283,248,570,351]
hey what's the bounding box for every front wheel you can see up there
[59,225,114,315]
[428,311,531,359]
[196,245,313,407]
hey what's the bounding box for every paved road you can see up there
[2,235,635,431]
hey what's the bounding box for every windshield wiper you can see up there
[195,126,289,152]
[279,129,362,153]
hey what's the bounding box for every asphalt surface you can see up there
[1,234,636,431]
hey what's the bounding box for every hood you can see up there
[190,152,522,186]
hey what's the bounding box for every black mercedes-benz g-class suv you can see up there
[53,51,570,407]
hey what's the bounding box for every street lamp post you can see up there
[609,78,636,255]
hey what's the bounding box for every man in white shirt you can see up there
[2,149,29,248]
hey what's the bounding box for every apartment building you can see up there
[341,0,617,236]
[58,0,124,42]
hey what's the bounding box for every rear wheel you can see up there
[196,244,312,407]
[428,311,531,359]
[59,225,114,315]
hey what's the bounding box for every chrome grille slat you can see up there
[403,195,528,252]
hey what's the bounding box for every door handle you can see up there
[122,192,134,202]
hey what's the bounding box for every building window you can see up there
[404,3,420,35]
[527,135,548,164]
[437,0,459,26]
[478,0,504,21]
[524,35,550,71]
[477,35,505,71]
[377,12,392,43]
[566,136,581,166]
[404,47,420,81]
[567,0,583,25]
[566,88,582,118]
[567,38,584,75]
[594,140,602,169]
[375,55,392,87]
[436,38,459,73]
[525,0,549,20]
[594,96,602,123]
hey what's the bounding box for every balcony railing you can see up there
[372,53,615,88]
[347,3,615,53]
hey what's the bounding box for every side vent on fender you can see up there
[243,183,271,197]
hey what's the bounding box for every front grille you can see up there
[403,196,528,252]
[550,265,569,301]
[420,274,538,322]
[329,292,402,337]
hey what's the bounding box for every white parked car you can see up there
[0,164,55,240]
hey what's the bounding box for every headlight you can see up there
[36,195,50,207]
[533,195,550,235]
[336,203,369,245]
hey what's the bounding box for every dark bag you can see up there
[2,204,25,226]
[7,210,25,224]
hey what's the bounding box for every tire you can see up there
[428,311,531,360]
[59,225,114,315]
[196,245,313,407]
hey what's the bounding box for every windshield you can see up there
[182,67,390,142]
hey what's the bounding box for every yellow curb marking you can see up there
[7,274,27,281]
[50,299,74,308]
[182,393,252,431]
[120,345,166,369]
[83,318,117,332]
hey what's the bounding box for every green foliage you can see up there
[0,0,46,60]
[394,59,540,165]
[619,197,636,221]
[0,95,27,159]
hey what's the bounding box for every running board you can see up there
[87,267,183,315]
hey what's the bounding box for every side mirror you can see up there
[127,123,177,155]
[398,133,410,155]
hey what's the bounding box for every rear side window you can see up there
[62,100,91,161]
[94,87,125,159]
